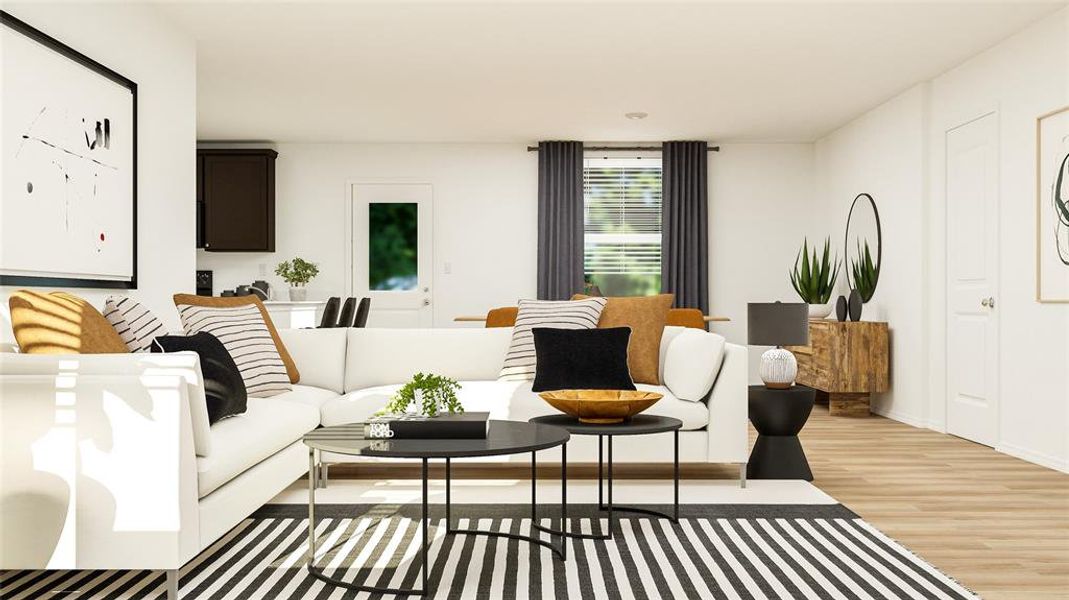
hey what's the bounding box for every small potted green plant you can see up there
[275,257,319,301]
[379,373,463,417]
[789,237,840,319]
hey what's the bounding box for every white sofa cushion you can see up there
[321,380,527,427]
[663,329,726,401]
[272,384,340,410]
[320,379,709,431]
[278,328,348,393]
[344,328,514,392]
[505,382,710,430]
[196,396,319,498]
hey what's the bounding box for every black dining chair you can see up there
[318,297,341,328]
[336,297,358,328]
[353,297,371,328]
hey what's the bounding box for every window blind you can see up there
[583,162,662,276]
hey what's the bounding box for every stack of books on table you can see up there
[364,411,490,440]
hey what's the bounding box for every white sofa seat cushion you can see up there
[320,380,708,431]
[503,382,709,431]
[320,380,528,427]
[663,329,726,401]
[196,396,319,498]
[271,384,339,411]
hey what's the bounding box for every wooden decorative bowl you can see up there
[537,389,663,424]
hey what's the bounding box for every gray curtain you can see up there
[537,141,585,300]
[662,141,709,313]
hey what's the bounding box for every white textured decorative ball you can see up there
[759,348,797,389]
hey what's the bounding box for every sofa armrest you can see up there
[1,353,201,569]
[705,342,749,464]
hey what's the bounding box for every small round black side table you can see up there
[529,414,682,540]
[747,384,815,481]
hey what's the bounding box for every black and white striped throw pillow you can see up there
[103,297,168,353]
[177,303,291,398]
[498,297,608,381]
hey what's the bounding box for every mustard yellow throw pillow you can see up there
[572,293,674,385]
[9,290,129,354]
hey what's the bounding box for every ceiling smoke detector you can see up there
[625,112,648,120]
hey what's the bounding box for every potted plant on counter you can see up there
[789,237,840,319]
[275,257,319,301]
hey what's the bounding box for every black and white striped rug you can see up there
[1,503,979,599]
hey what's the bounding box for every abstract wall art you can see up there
[1,11,137,289]
[1037,105,1069,302]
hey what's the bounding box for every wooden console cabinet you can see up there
[786,321,889,417]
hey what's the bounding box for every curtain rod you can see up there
[526,145,720,153]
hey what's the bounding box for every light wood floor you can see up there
[800,405,1069,600]
[331,407,1069,598]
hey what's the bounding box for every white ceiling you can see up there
[158,1,1065,143]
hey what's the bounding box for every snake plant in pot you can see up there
[789,237,841,319]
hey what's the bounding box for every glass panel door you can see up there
[351,184,433,327]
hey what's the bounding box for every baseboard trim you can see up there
[996,442,1069,474]
[869,405,928,429]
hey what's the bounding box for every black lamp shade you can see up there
[747,302,809,346]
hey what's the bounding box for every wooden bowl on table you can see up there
[537,389,663,424]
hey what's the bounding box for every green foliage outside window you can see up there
[369,203,418,291]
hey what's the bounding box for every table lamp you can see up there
[747,302,809,389]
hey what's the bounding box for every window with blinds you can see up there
[583,158,662,296]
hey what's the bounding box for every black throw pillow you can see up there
[151,331,247,424]
[531,327,637,392]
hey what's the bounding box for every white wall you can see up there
[814,85,930,426]
[709,144,817,382]
[815,8,1069,471]
[926,9,1069,471]
[197,142,819,360]
[0,3,197,340]
[196,143,540,328]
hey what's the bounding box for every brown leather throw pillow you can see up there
[572,293,674,385]
[9,290,129,354]
[173,293,300,384]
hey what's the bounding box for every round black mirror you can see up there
[844,193,882,302]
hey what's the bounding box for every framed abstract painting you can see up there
[0,11,137,289]
[1037,105,1069,302]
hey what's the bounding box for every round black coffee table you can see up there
[303,420,571,597]
[529,414,682,540]
[747,384,815,480]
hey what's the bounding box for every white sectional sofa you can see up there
[0,325,746,597]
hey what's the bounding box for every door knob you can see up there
[981,297,995,308]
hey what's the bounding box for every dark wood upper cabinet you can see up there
[197,149,277,252]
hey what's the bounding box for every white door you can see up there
[945,112,999,446]
[351,183,433,327]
